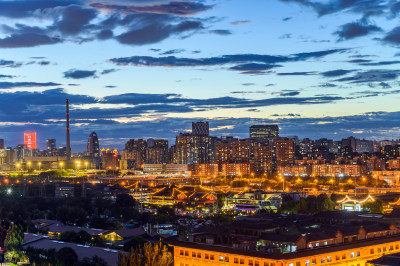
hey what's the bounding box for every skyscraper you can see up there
[46,139,56,151]
[249,125,279,140]
[0,139,4,149]
[275,138,295,167]
[87,131,100,157]
[192,121,209,136]
[24,132,37,150]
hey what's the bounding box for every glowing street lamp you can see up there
[27,161,31,172]
[16,163,20,172]
[59,162,63,170]
[85,161,88,170]
[38,162,41,171]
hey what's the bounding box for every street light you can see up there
[27,161,31,172]
[59,162,63,170]
[16,163,20,172]
[38,162,41,171]
[85,161,88,170]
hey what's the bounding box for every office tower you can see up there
[0,139,4,149]
[145,139,169,164]
[174,133,215,164]
[125,139,147,163]
[231,139,255,163]
[249,125,279,140]
[87,132,100,157]
[46,139,56,151]
[192,121,209,136]
[66,99,71,160]
[275,138,295,167]
[24,132,37,150]
[254,144,273,174]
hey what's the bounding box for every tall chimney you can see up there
[66,99,71,160]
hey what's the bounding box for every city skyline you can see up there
[1,0,400,150]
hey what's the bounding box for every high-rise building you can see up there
[87,132,100,157]
[145,139,169,164]
[275,138,295,167]
[46,139,56,151]
[125,139,147,163]
[249,125,279,140]
[254,144,273,174]
[24,132,37,150]
[174,133,215,164]
[0,139,4,149]
[192,121,209,136]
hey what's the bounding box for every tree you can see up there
[123,236,147,252]
[55,247,78,266]
[362,199,384,214]
[4,224,24,250]
[116,194,136,208]
[118,241,173,266]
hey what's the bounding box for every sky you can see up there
[1,0,400,151]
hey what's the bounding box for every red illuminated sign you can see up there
[24,132,37,149]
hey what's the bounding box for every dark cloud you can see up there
[280,91,301,96]
[110,49,347,69]
[319,83,338,87]
[63,69,97,79]
[116,20,203,45]
[0,74,14,79]
[335,21,381,40]
[347,59,372,63]
[383,26,400,45]
[101,69,118,75]
[321,69,355,77]
[160,49,185,55]
[210,29,232,35]
[37,60,51,66]
[0,0,79,18]
[230,20,251,25]
[279,0,388,18]
[89,1,212,16]
[277,72,316,75]
[0,33,61,48]
[230,63,280,74]
[242,83,255,86]
[105,85,117,88]
[335,69,400,83]
[282,17,292,21]
[358,60,400,66]
[0,82,61,89]
[57,5,98,36]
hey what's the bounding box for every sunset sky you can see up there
[1,0,400,150]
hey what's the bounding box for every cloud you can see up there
[319,83,338,87]
[0,82,61,89]
[57,5,98,36]
[0,74,14,79]
[110,49,347,70]
[321,69,355,77]
[89,1,212,16]
[210,29,232,35]
[383,26,400,45]
[335,21,381,40]
[63,69,97,79]
[101,69,118,75]
[358,60,400,66]
[282,17,292,21]
[277,72,316,75]
[334,69,400,83]
[242,83,255,86]
[279,91,301,96]
[230,20,251,25]
[116,20,203,45]
[0,33,61,48]
[0,0,79,18]
[160,49,185,55]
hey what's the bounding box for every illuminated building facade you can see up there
[87,131,100,157]
[249,125,279,141]
[275,138,295,167]
[145,139,169,164]
[24,132,37,150]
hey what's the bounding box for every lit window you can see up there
[219,256,224,262]
[350,252,355,258]
[305,259,310,266]
[327,256,331,262]
[321,257,325,263]
[356,251,360,257]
